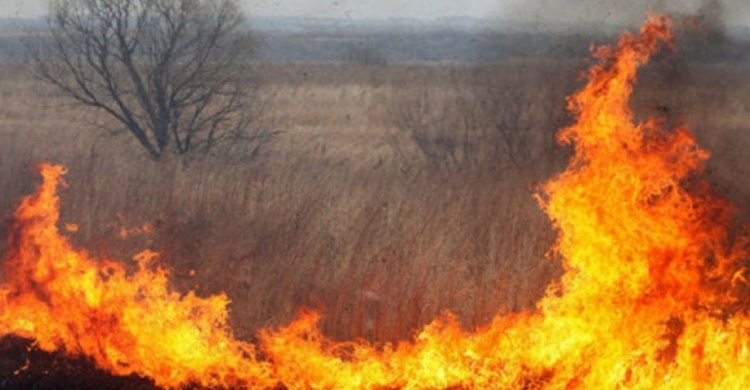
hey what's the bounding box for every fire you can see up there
[1,14,748,389]
[0,165,275,388]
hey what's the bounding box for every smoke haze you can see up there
[499,0,749,30]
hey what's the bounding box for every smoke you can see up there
[689,0,728,42]
[498,0,749,33]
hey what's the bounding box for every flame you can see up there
[0,165,275,388]
[0,14,748,389]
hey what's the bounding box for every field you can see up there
[0,57,748,345]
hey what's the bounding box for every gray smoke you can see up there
[498,0,749,34]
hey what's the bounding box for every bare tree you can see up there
[33,0,270,159]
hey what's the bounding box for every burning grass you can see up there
[0,14,748,389]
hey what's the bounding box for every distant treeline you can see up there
[1,19,749,64]
[257,29,750,64]
[0,36,29,61]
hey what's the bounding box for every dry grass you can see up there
[0,60,747,342]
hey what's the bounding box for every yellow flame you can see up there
[0,14,747,389]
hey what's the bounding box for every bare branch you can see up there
[32,0,269,159]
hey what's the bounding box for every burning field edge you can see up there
[0,13,749,390]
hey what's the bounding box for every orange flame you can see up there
[1,14,748,389]
[0,165,275,388]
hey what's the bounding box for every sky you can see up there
[3,0,750,27]
[3,0,499,19]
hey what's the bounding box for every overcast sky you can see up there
[4,0,750,27]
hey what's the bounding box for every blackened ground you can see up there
[0,336,158,390]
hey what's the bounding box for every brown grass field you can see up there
[0,59,748,343]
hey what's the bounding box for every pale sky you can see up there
[3,0,750,27]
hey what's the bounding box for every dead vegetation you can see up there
[0,60,748,343]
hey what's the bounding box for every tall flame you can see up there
[1,14,747,389]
